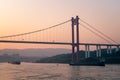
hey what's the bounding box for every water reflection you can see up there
[69,65,120,80]
[69,66,80,80]
[0,63,120,80]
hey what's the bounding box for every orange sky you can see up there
[0,0,120,49]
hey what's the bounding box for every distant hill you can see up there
[36,49,120,64]
[0,48,71,57]
[36,54,71,63]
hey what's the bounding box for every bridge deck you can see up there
[0,40,119,46]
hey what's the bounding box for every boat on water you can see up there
[7,54,21,65]
[8,61,21,65]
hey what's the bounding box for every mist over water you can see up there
[0,63,120,80]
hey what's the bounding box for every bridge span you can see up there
[0,40,120,59]
[0,40,119,46]
[0,16,120,63]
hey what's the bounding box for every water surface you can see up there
[0,63,120,80]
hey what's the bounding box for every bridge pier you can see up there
[96,45,99,57]
[107,46,109,54]
[96,45,101,57]
[85,45,90,58]
[116,46,120,52]
[107,46,112,54]
[110,46,112,54]
[98,46,101,57]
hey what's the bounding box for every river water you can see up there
[0,63,120,80]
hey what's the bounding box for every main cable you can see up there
[0,19,71,38]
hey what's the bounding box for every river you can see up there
[0,63,120,80]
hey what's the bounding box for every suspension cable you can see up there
[80,19,118,44]
[0,19,71,38]
[80,23,112,44]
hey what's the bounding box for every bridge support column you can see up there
[109,46,112,54]
[98,46,101,57]
[107,46,110,54]
[96,45,101,57]
[71,17,75,62]
[85,45,88,58]
[76,16,80,62]
[107,46,112,54]
[88,45,90,58]
[85,45,90,58]
[116,46,120,52]
[96,45,99,57]
[118,46,120,50]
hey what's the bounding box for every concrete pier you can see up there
[85,45,90,58]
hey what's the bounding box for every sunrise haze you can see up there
[0,0,120,49]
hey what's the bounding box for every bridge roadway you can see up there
[0,40,120,46]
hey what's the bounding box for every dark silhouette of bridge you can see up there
[0,16,120,63]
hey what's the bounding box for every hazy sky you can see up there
[0,0,120,49]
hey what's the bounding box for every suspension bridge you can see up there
[0,16,120,63]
